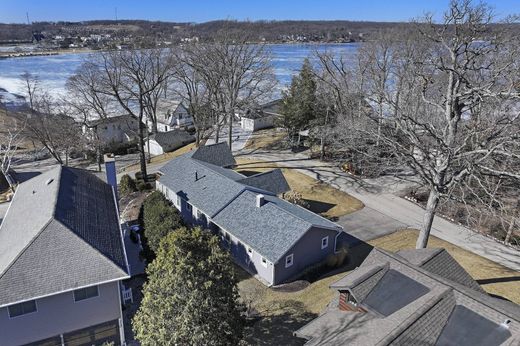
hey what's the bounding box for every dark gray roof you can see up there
[295,247,520,346]
[151,129,195,150]
[86,114,135,126]
[397,249,485,293]
[238,169,290,195]
[363,269,430,317]
[159,147,341,262]
[191,142,236,167]
[0,166,129,307]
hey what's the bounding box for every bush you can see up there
[283,190,310,209]
[136,180,147,191]
[120,174,137,196]
[326,247,349,268]
[142,191,184,254]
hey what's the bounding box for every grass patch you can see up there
[124,142,197,172]
[235,157,364,219]
[244,128,287,151]
[370,229,520,304]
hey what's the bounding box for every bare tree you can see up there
[320,0,520,248]
[0,107,24,189]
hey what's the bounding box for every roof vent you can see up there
[46,178,54,185]
[256,194,265,208]
[501,319,511,329]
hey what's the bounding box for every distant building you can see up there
[84,115,140,147]
[145,129,195,156]
[295,247,520,345]
[0,166,129,346]
[240,99,282,132]
[155,100,193,132]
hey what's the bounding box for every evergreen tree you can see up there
[133,227,246,346]
[280,58,318,137]
[142,191,183,254]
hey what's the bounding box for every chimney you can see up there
[256,194,265,208]
[104,153,118,202]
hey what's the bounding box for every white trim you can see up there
[0,276,128,309]
[117,282,126,345]
[334,231,341,254]
[7,299,38,319]
[261,257,268,268]
[285,254,294,268]
[321,236,329,249]
[112,186,131,276]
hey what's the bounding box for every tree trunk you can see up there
[416,188,440,249]
[138,121,148,182]
[96,145,102,172]
[228,111,233,150]
[504,217,516,245]
[320,135,325,161]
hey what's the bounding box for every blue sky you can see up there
[1,0,519,24]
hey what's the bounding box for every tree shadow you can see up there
[477,276,520,285]
[244,300,316,346]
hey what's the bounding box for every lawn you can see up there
[123,142,197,172]
[238,230,520,345]
[244,128,287,151]
[235,157,364,219]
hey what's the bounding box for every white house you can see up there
[240,99,282,132]
[155,100,194,132]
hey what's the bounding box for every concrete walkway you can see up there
[206,124,252,152]
[237,148,520,272]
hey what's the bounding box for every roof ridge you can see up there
[0,217,55,280]
[53,217,128,274]
[376,287,454,346]
[50,165,63,219]
[417,248,445,267]
[330,264,387,290]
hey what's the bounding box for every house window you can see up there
[194,207,201,219]
[261,257,268,267]
[321,236,329,249]
[74,286,99,302]
[285,254,294,268]
[186,203,192,212]
[247,247,253,257]
[176,195,181,207]
[224,232,231,242]
[8,300,37,318]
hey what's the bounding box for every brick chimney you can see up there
[104,153,118,202]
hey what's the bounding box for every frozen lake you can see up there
[0,43,360,98]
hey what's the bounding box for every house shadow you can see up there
[305,199,335,215]
[13,171,41,184]
[244,300,316,346]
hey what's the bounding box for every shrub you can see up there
[326,247,349,268]
[136,180,147,191]
[142,191,184,254]
[283,190,310,209]
[120,174,137,196]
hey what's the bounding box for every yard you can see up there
[123,142,197,172]
[235,157,364,219]
[238,229,520,345]
[244,128,287,151]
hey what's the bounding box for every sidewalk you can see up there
[239,149,520,272]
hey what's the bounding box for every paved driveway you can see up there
[337,207,406,242]
[0,201,10,226]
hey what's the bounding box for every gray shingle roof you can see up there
[151,129,195,150]
[0,166,129,307]
[159,146,342,262]
[295,247,520,346]
[212,190,313,263]
[191,142,236,167]
[238,169,290,195]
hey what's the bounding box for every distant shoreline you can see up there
[0,41,359,60]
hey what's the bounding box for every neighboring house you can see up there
[156,142,343,286]
[0,165,130,346]
[84,115,140,147]
[155,100,193,132]
[240,99,282,132]
[295,247,520,345]
[145,129,195,156]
